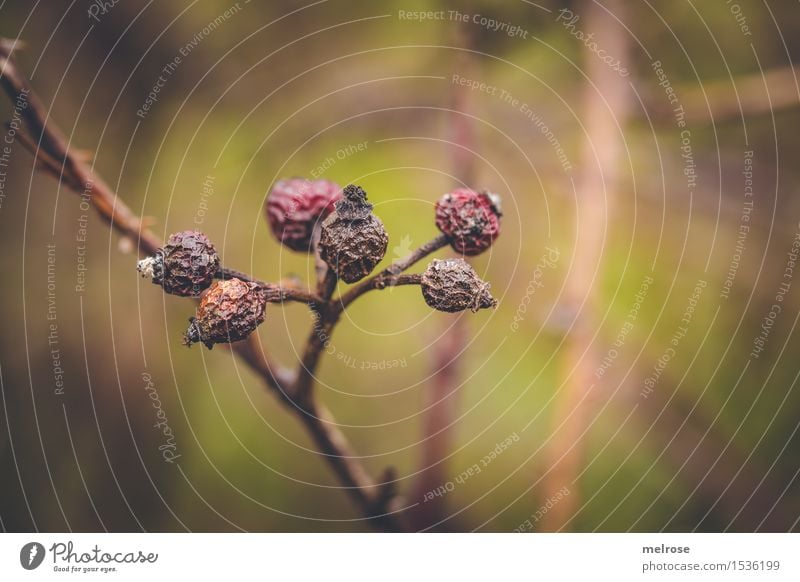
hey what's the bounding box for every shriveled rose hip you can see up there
[137,230,219,297]
[319,184,388,283]
[421,258,497,313]
[266,178,342,252]
[183,278,267,349]
[435,188,502,256]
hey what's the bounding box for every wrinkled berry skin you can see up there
[140,230,220,296]
[320,185,388,283]
[421,258,497,313]
[184,278,267,349]
[435,189,502,256]
[266,178,342,252]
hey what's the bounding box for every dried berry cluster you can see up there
[137,179,502,349]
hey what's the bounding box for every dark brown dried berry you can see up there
[183,278,267,349]
[435,188,502,256]
[266,178,342,252]
[319,185,388,283]
[421,258,497,313]
[137,230,220,297]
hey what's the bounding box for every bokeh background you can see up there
[1,0,800,532]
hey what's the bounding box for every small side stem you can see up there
[335,234,448,313]
[217,267,321,305]
[293,248,339,405]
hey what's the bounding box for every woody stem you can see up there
[0,37,404,532]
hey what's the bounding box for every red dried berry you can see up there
[435,188,502,256]
[319,185,388,283]
[137,230,220,296]
[266,178,342,252]
[183,278,267,349]
[421,258,497,313]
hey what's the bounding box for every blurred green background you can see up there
[1,0,800,532]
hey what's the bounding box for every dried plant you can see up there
[0,38,501,531]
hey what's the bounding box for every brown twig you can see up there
[291,236,446,405]
[217,267,322,304]
[335,234,448,313]
[0,40,160,256]
[0,38,409,531]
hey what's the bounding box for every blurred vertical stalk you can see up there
[410,17,477,531]
[540,0,631,531]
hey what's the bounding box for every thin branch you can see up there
[292,232,445,404]
[297,399,403,530]
[292,310,335,405]
[311,225,330,290]
[335,234,448,313]
[0,38,404,531]
[7,122,82,189]
[0,41,160,256]
[217,267,322,304]
[292,234,340,405]
[231,334,404,529]
[283,231,408,529]
[259,284,321,305]
[291,236,446,402]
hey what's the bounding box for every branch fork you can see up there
[0,37,457,531]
